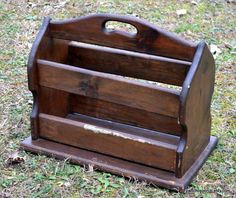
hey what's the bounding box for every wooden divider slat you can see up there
[37,59,180,118]
[68,42,191,86]
[39,113,177,172]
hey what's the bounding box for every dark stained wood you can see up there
[28,17,50,91]
[23,14,218,191]
[28,17,70,139]
[37,59,180,118]
[48,14,197,61]
[69,94,182,136]
[177,42,216,177]
[39,86,69,117]
[68,42,191,86]
[39,113,177,172]
[21,136,218,192]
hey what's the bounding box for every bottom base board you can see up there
[21,136,218,192]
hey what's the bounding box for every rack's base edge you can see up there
[21,136,218,192]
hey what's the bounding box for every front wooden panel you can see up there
[37,59,180,118]
[39,113,177,172]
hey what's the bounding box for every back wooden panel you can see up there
[37,59,180,118]
[39,86,69,117]
[68,42,191,86]
[69,94,182,136]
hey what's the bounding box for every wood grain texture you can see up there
[69,94,182,136]
[176,42,216,177]
[68,42,191,86]
[39,113,177,172]
[48,14,197,61]
[38,59,180,118]
[39,86,69,117]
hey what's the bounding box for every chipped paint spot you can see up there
[188,84,190,89]
[84,124,155,145]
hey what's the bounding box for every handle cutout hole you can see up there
[105,21,138,35]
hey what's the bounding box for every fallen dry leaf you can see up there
[176,9,187,17]
[6,151,25,165]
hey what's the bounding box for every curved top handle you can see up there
[93,14,154,37]
[48,14,197,61]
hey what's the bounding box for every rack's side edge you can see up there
[177,41,216,177]
[28,17,51,91]
[27,17,51,140]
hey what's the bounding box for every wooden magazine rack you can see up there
[21,14,218,191]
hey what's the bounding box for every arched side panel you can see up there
[48,14,197,61]
[176,42,216,177]
[28,17,70,139]
[28,17,51,91]
[27,17,51,140]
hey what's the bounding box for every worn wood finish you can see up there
[49,14,197,61]
[69,94,182,136]
[23,14,218,191]
[38,59,180,118]
[67,113,180,145]
[39,113,178,171]
[68,42,191,86]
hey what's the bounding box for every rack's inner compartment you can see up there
[34,37,193,173]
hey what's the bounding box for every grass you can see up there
[0,0,235,197]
